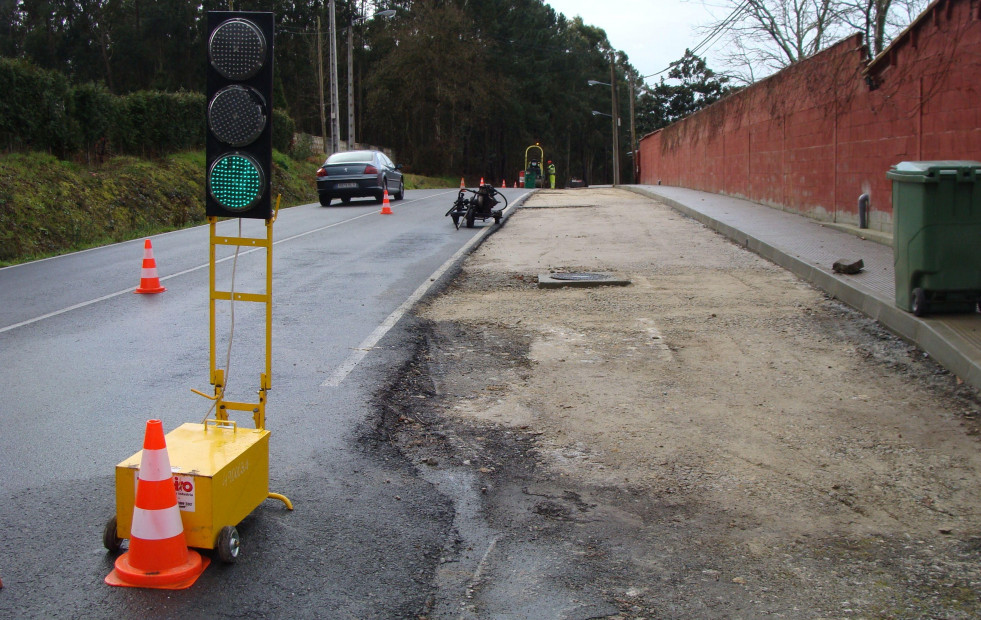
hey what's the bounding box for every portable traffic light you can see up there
[206,11,274,219]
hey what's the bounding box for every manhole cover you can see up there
[549,272,610,281]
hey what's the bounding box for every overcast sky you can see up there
[546,0,726,84]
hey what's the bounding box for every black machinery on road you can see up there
[446,183,508,229]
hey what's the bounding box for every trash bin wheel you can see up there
[912,288,928,317]
[216,525,241,563]
[103,516,123,553]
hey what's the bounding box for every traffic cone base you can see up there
[106,420,209,590]
[106,548,209,590]
[135,239,166,294]
[380,190,393,215]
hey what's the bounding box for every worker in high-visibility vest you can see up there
[547,160,556,189]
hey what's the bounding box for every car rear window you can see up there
[327,152,373,164]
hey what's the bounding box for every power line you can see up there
[641,0,750,80]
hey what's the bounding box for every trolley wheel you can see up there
[493,213,502,225]
[912,288,928,317]
[466,208,476,229]
[216,525,241,563]
[103,516,123,553]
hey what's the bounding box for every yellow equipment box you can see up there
[114,421,269,550]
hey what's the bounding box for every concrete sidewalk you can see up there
[625,184,981,390]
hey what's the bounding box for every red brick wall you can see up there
[637,0,981,231]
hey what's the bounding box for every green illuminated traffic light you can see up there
[208,153,265,212]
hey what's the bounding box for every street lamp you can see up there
[347,9,396,149]
[587,58,621,185]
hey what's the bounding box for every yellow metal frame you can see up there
[524,143,545,171]
[192,197,292,510]
[204,214,273,429]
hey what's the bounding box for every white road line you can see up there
[322,193,527,387]
[0,199,447,335]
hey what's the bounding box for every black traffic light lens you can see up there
[208,153,266,212]
[208,85,267,147]
[209,18,267,81]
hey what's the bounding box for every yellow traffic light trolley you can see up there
[104,203,292,563]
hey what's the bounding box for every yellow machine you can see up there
[524,144,545,188]
[105,202,292,563]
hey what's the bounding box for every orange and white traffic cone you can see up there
[106,420,210,589]
[134,239,166,294]
[380,190,393,215]
[502,180,506,188]
[480,177,485,186]
[460,177,465,189]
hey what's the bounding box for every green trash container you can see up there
[524,170,537,189]
[886,161,981,316]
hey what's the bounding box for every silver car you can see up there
[315,150,404,206]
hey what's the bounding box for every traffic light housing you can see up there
[206,11,274,219]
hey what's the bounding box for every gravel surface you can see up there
[378,188,981,618]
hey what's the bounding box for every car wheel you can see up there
[394,179,405,200]
[318,192,332,207]
[375,182,387,203]
[341,197,351,205]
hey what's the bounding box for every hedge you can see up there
[0,57,295,159]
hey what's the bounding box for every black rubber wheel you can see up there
[912,288,928,317]
[103,516,122,552]
[394,180,404,200]
[341,197,351,205]
[466,208,476,228]
[318,193,332,207]
[216,525,240,563]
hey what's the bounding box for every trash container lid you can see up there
[888,160,981,181]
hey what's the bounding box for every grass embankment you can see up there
[0,151,455,267]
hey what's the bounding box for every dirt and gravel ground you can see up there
[379,188,981,618]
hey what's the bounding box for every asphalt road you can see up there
[0,188,528,618]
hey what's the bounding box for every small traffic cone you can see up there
[106,420,210,589]
[480,177,485,186]
[460,177,465,189]
[380,190,393,215]
[134,239,166,294]
[502,180,506,188]
[513,181,518,188]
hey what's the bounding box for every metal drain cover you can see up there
[537,272,631,289]
[550,272,610,281]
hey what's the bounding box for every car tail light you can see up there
[316,167,327,178]
[364,164,379,174]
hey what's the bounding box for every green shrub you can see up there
[272,108,295,153]
[0,58,73,155]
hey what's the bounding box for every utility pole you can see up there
[628,76,637,183]
[610,55,620,186]
[347,23,355,150]
[328,0,340,153]
[317,16,327,154]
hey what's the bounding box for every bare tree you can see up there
[839,0,929,56]
[704,0,929,82]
